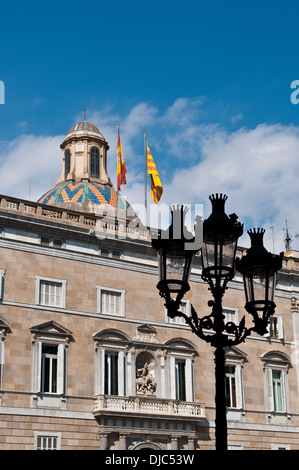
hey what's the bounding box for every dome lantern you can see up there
[37,119,136,220]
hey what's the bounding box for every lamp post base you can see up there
[214,346,228,451]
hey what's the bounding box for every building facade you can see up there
[0,121,299,450]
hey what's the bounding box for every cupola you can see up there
[37,119,135,219]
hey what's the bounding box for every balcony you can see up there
[93,394,205,420]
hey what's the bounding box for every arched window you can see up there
[90,147,99,178]
[261,351,291,418]
[64,150,71,179]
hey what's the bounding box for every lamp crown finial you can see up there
[248,228,265,247]
[209,193,228,213]
[209,193,228,203]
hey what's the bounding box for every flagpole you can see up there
[144,132,147,224]
[117,124,120,220]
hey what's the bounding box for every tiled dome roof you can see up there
[67,121,102,136]
[38,181,135,216]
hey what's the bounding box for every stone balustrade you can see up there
[93,394,205,417]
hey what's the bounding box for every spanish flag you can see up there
[147,144,163,204]
[117,134,127,191]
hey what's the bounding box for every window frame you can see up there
[96,347,126,397]
[35,276,67,309]
[224,347,246,411]
[262,352,291,415]
[223,307,239,327]
[265,315,284,340]
[64,149,71,179]
[36,340,66,396]
[169,355,194,402]
[90,146,100,178]
[104,351,119,395]
[166,299,190,325]
[41,343,58,394]
[175,359,187,401]
[34,432,61,450]
[30,321,72,408]
[97,285,125,317]
[40,236,64,249]
[0,269,5,302]
[266,367,287,413]
[225,364,243,409]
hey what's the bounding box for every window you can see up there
[266,316,284,340]
[41,344,58,393]
[169,354,194,402]
[34,432,61,450]
[30,321,71,408]
[90,147,99,177]
[224,347,245,410]
[64,149,71,179]
[167,300,190,325]
[93,330,127,396]
[36,276,67,308]
[102,290,121,315]
[272,370,285,412]
[223,307,238,326]
[226,366,237,408]
[175,360,186,401]
[40,237,63,248]
[262,351,291,416]
[0,337,4,393]
[36,341,66,396]
[0,269,5,301]
[105,352,119,395]
[97,286,125,316]
[40,281,62,307]
[271,444,290,450]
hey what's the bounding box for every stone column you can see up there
[187,438,195,450]
[171,437,178,450]
[99,433,108,450]
[119,434,127,450]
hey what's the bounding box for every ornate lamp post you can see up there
[151,194,283,451]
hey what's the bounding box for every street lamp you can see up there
[152,205,198,306]
[151,194,283,451]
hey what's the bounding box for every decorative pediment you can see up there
[261,350,291,367]
[224,346,247,362]
[30,320,73,343]
[133,324,158,343]
[93,329,131,344]
[164,337,197,351]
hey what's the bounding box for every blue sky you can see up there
[1,0,299,251]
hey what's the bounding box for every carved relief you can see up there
[291,297,299,312]
[133,324,158,343]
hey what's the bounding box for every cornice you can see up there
[0,211,155,256]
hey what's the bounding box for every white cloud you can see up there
[1,100,299,253]
[162,123,299,252]
[0,134,62,202]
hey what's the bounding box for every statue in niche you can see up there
[136,354,157,395]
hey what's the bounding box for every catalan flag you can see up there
[117,134,127,191]
[147,144,163,204]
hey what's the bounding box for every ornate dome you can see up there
[38,181,135,217]
[67,121,103,136]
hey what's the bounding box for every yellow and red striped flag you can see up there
[147,144,163,204]
[117,134,127,191]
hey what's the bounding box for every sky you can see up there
[1,0,299,252]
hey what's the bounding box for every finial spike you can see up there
[84,105,86,121]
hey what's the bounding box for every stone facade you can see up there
[0,194,298,450]
[1,120,299,450]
